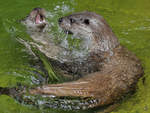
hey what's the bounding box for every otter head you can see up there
[59,11,119,52]
[22,8,47,31]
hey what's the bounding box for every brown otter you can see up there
[25,11,144,110]
[21,8,104,78]
[21,8,90,65]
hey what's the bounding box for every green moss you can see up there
[0,0,150,113]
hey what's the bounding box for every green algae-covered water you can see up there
[0,0,150,113]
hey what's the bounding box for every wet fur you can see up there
[27,11,144,110]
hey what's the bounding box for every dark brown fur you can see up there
[28,11,144,110]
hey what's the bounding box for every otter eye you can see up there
[84,19,90,25]
[70,18,75,24]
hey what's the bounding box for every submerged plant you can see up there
[31,47,60,83]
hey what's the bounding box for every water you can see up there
[0,0,150,113]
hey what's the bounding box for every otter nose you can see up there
[58,17,63,24]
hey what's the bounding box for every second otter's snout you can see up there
[58,16,74,34]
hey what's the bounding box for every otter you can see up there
[0,9,142,111]
[21,8,105,78]
[21,8,92,68]
[24,11,143,110]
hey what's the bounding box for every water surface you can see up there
[0,0,150,113]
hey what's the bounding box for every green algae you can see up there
[0,0,150,113]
